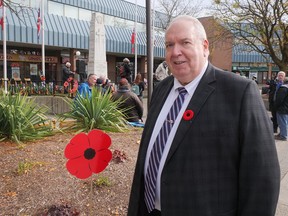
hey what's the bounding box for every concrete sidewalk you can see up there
[275,140,288,215]
[142,97,288,215]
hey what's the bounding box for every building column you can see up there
[268,63,272,80]
[140,56,147,79]
[107,55,116,82]
[70,49,80,81]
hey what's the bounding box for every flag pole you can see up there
[146,0,153,107]
[134,0,138,81]
[152,0,155,75]
[3,2,7,93]
[41,0,45,77]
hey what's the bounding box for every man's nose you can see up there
[171,44,182,56]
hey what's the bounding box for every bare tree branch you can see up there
[212,0,288,71]
[2,0,33,23]
[155,0,203,30]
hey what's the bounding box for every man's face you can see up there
[165,20,209,85]
[277,73,285,82]
[88,75,97,86]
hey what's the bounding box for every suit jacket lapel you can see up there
[145,80,173,134]
[165,64,216,163]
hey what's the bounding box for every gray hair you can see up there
[87,74,97,79]
[166,15,207,41]
[123,58,130,63]
[278,71,286,76]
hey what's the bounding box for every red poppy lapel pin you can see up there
[183,109,194,121]
[64,129,112,179]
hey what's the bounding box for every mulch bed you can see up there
[0,128,142,215]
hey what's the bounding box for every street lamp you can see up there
[75,51,81,57]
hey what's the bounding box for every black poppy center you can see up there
[84,148,96,160]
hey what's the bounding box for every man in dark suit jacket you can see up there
[120,58,132,84]
[127,15,280,216]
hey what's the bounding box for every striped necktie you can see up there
[144,87,187,212]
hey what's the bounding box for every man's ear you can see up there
[203,39,209,57]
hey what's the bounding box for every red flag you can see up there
[131,29,135,44]
[0,0,3,30]
[0,16,3,30]
[131,28,135,53]
[37,8,41,40]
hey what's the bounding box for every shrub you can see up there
[17,160,45,175]
[93,176,111,187]
[0,91,53,143]
[58,88,129,133]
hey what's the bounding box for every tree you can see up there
[213,0,288,71]
[1,0,33,20]
[154,0,203,30]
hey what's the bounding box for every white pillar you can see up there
[87,13,107,79]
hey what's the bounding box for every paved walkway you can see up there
[142,97,288,215]
[276,140,288,215]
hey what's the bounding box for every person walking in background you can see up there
[133,73,145,102]
[154,61,169,81]
[267,75,278,133]
[120,58,132,84]
[112,78,143,123]
[77,74,97,98]
[62,62,75,84]
[62,62,75,94]
[274,71,288,141]
[128,15,280,216]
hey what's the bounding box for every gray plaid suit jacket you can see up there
[128,63,280,216]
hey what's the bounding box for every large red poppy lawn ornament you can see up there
[64,129,112,179]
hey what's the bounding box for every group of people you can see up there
[267,71,288,141]
[63,60,145,125]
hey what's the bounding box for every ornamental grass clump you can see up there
[0,91,53,143]
[58,88,129,133]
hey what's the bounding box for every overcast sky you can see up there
[125,0,146,7]
[124,0,212,16]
